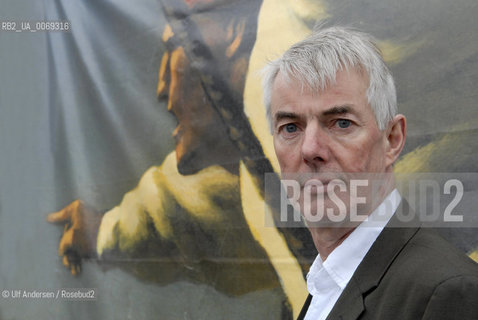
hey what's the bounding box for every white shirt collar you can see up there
[307,189,402,295]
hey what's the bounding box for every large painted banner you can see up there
[1,0,478,319]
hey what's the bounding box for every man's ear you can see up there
[385,114,406,167]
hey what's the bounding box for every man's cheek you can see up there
[274,143,290,164]
[339,149,368,172]
[280,153,301,172]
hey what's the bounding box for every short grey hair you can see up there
[262,26,397,131]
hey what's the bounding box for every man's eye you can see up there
[284,123,298,133]
[337,119,352,128]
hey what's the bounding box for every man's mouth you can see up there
[297,173,349,195]
[295,173,343,187]
[302,179,330,195]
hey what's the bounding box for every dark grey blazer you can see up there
[297,203,478,320]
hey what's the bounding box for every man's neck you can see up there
[309,227,355,261]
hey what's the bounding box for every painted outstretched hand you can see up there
[47,200,102,275]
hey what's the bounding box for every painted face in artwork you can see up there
[157,24,243,174]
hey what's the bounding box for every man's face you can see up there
[157,26,238,174]
[271,69,391,222]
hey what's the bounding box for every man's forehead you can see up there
[273,67,368,93]
[271,71,371,120]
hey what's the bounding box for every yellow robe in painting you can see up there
[97,152,285,297]
[96,152,306,317]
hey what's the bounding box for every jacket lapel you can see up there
[326,278,365,320]
[325,201,420,320]
[297,294,312,320]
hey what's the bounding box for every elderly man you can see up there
[262,26,478,320]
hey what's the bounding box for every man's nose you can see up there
[301,124,330,167]
[157,52,170,101]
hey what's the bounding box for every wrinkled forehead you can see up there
[275,65,370,99]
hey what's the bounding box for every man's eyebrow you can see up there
[322,105,353,116]
[274,112,301,123]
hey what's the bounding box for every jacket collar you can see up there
[325,200,420,320]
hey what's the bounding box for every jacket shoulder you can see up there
[360,228,478,319]
[403,228,478,278]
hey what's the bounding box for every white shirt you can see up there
[304,189,401,320]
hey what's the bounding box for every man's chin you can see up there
[299,198,369,228]
[302,210,364,229]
